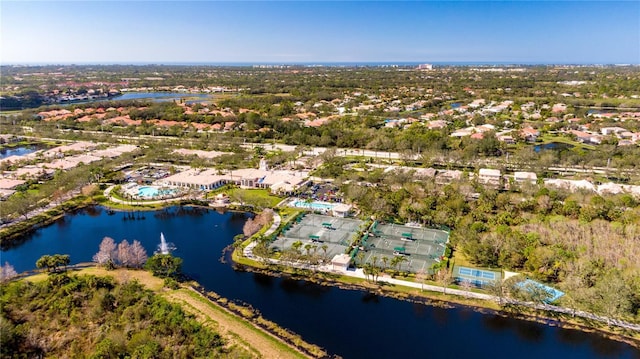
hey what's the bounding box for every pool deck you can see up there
[104,185,188,205]
[288,198,337,212]
[121,184,182,201]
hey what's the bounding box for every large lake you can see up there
[1,206,638,358]
[113,92,212,103]
[60,92,213,106]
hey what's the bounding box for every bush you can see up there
[0,274,225,357]
[163,277,180,290]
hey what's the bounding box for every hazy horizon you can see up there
[4,61,639,67]
[1,1,639,64]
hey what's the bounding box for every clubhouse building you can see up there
[160,160,309,195]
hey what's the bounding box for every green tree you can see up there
[35,254,70,273]
[291,240,303,254]
[321,244,329,259]
[145,254,183,279]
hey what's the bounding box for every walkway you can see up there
[243,212,281,259]
[241,240,640,333]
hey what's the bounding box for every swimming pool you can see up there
[291,200,336,211]
[137,186,177,198]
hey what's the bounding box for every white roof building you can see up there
[544,179,595,192]
[479,168,501,178]
[436,170,463,184]
[161,167,309,193]
[513,171,538,183]
[0,179,26,189]
[12,166,54,179]
[331,254,352,271]
[478,168,501,186]
[332,203,353,218]
[172,148,229,159]
[597,182,640,197]
[161,168,228,190]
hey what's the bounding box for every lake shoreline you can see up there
[15,266,320,359]
[233,257,640,350]
[4,201,639,356]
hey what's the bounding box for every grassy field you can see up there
[209,187,284,208]
[167,289,309,359]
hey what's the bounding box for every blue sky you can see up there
[1,1,639,64]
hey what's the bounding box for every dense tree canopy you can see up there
[0,274,225,358]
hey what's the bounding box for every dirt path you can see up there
[165,289,304,359]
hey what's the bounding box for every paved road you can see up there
[23,133,639,177]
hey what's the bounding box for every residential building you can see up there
[478,168,501,186]
[513,171,537,184]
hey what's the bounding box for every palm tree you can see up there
[291,240,303,254]
[381,256,389,272]
[416,269,427,291]
[356,251,365,267]
[321,244,329,259]
[395,256,408,273]
[390,256,401,273]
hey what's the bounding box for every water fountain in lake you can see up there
[157,232,176,254]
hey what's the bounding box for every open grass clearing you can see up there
[207,187,284,208]
[228,188,284,208]
[166,289,306,359]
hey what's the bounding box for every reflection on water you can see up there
[279,278,331,299]
[84,206,103,217]
[361,292,380,304]
[0,145,48,159]
[253,273,275,288]
[534,142,575,152]
[514,320,545,343]
[1,206,638,359]
[483,315,545,343]
[432,305,450,326]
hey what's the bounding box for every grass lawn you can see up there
[0,110,25,115]
[226,188,284,208]
[278,207,303,221]
[450,249,474,268]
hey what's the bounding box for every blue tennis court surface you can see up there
[454,266,501,287]
[516,279,565,303]
[458,267,496,280]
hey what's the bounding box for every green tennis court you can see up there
[271,214,365,261]
[358,223,449,273]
